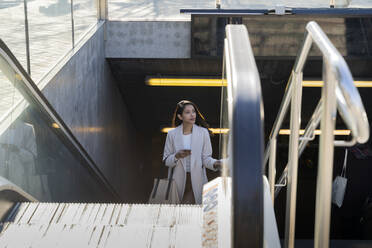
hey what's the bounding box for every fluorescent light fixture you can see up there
[146,78,226,87]
[279,129,351,135]
[161,127,229,134]
[303,81,372,87]
[210,128,229,134]
[161,127,350,135]
[74,127,103,132]
[146,78,372,87]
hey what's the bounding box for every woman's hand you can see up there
[175,149,191,159]
[213,160,222,170]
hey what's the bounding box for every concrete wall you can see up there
[41,24,148,202]
[106,21,190,58]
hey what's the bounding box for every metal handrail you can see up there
[224,25,264,247]
[264,21,369,248]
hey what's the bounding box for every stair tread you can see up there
[0,223,202,247]
[0,202,203,247]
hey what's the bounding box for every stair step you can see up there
[0,203,203,247]
[10,203,202,226]
[0,223,202,247]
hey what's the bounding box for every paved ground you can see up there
[108,0,213,21]
[0,0,371,122]
[0,0,96,121]
[108,0,372,21]
[1,0,371,83]
[0,0,96,83]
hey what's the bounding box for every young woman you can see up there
[163,100,222,204]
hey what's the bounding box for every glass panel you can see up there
[0,1,27,70]
[27,0,73,82]
[0,50,110,202]
[73,0,97,42]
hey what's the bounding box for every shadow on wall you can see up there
[0,106,111,202]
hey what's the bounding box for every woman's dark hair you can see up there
[172,100,213,136]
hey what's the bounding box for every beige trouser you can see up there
[181,173,195,204]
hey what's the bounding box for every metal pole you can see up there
[294,33,312,73]
[70,0,75,47]
[216,0,221,8]
[268,139,277,203]
[274,101,323,198]
[314,57,337,248]
[97,0,107,41]
[330,0,335,8]
[264,33,312,170]
[264,75,293,168]
[284,71,303,248]
[98,0,108,20]
[23,0,31,75]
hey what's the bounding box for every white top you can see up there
[182,133,192,172]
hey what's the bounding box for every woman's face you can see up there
[178,104,196,125]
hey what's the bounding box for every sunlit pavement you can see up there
[0,0,96,83]
[0,0,371,123]
[0,0,95,120]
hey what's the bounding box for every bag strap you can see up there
[165,167,174,200]
[151,178,160,199]
[341,148,348,178]
[163,155,176,201]
[160,155,170,179]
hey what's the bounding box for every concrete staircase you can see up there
[0,202,203,247]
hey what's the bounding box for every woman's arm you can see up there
[202,129,218,171]
[163,132,177,167]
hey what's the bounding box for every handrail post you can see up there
[314,57,337,248]
[284,71,303,248]
[268,139,277,203]
[264,21,369,248]
[264,75,293,168]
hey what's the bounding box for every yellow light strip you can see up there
[279,129,351,135]
[161,127,229,134]
[74,127,103,132]
[162,127,350,135]
[146,78,227,87]
[210,128,229,134]
[303,81,372,87]
[147,78,372,88]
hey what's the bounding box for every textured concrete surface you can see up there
[42,25,147,202]
[106,21,191,58]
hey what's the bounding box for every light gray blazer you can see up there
[163,124,217,204]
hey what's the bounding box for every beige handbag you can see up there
[149,167,180,204]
